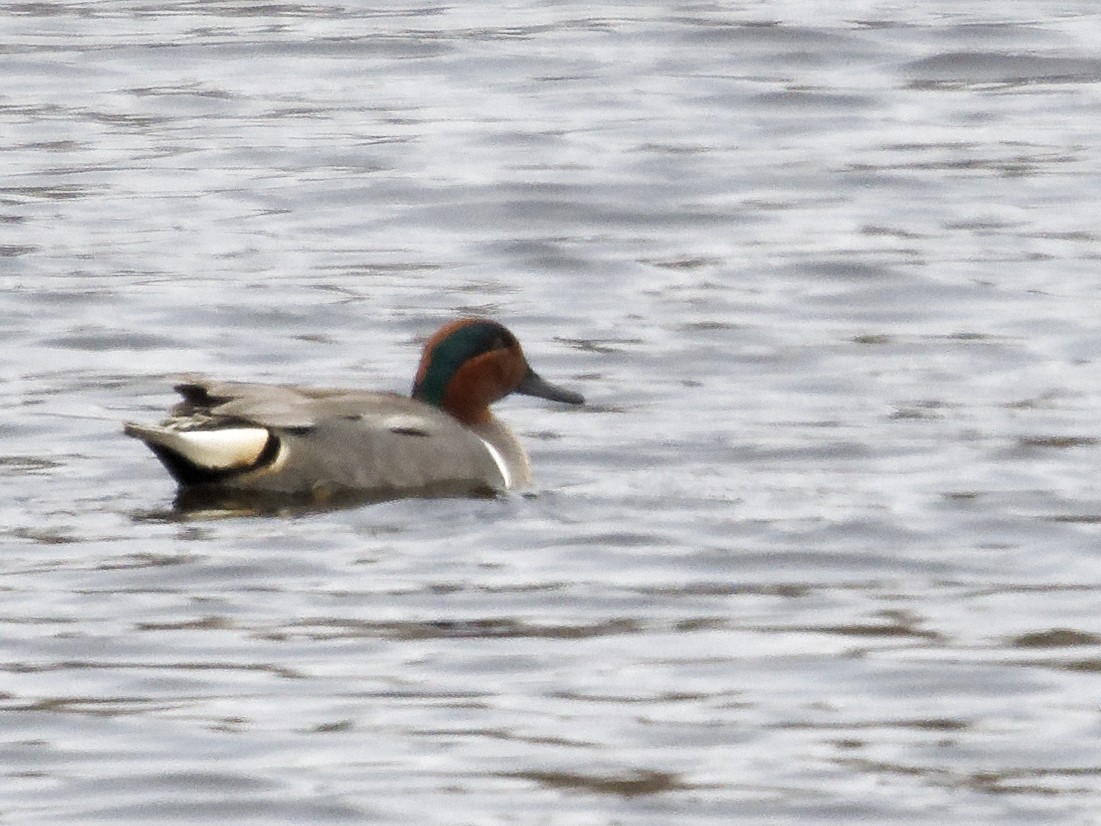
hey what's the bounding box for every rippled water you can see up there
[4,2,1101,823]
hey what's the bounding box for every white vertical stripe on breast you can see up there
[477,437,513,490]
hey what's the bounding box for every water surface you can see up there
[3,2,1101,823]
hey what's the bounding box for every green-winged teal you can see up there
[124,318,584,500]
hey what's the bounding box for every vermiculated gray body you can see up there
[124,379,516,499]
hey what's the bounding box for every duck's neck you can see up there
[470,415,532,489]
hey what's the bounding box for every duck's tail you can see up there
[123,421,277,485]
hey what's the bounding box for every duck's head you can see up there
[411,318,584,424]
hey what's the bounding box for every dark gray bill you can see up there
[516,369,584,405]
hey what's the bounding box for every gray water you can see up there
[3,2,1101,823]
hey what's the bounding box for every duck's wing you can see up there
[167,378,358,429]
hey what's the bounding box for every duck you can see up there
[124,318,584,503]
